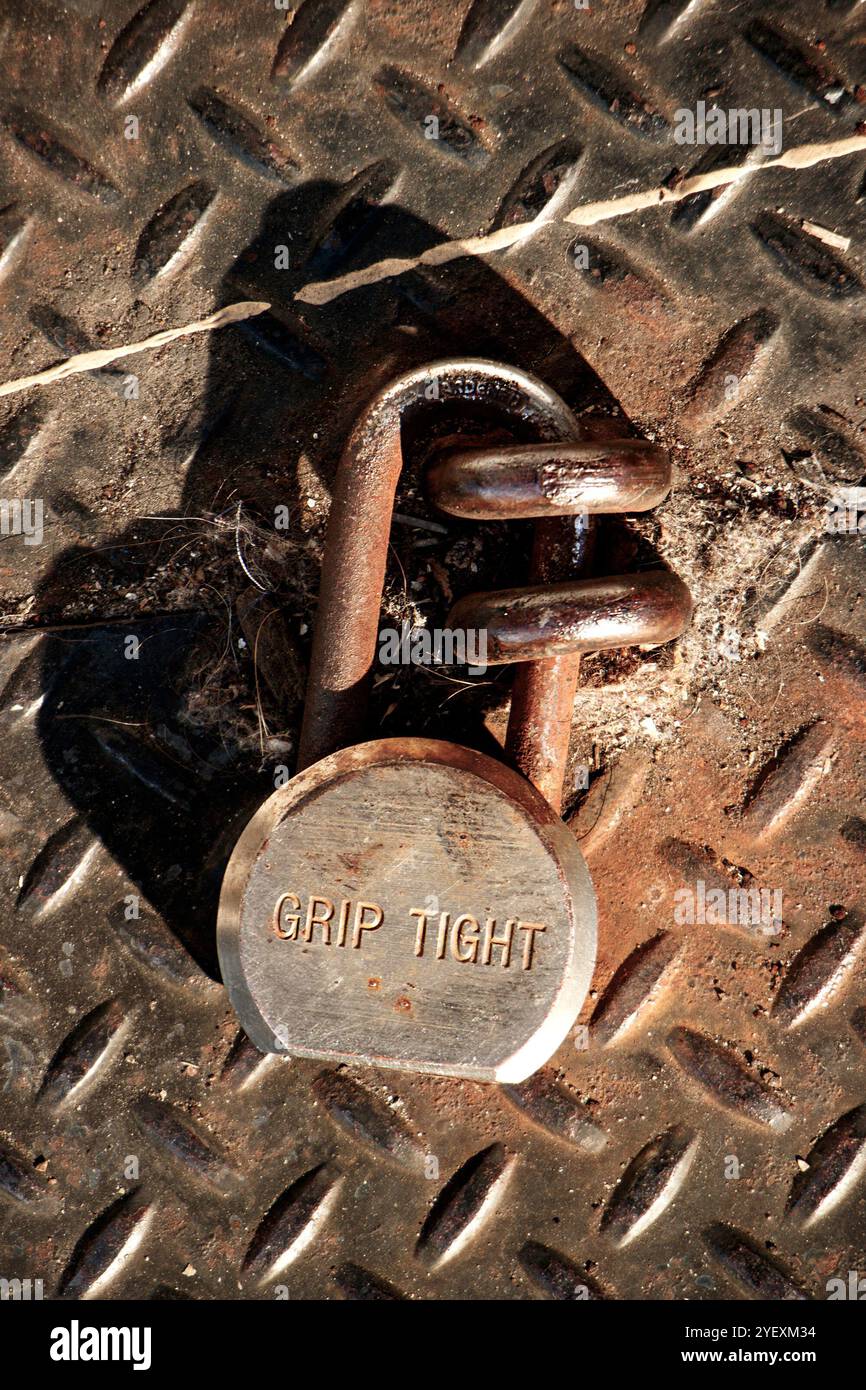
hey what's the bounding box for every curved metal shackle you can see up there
[298,359,578,772]
[297,359,692,807]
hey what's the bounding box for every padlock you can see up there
[217,360,691,1082]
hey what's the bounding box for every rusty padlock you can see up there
[218,360,691,1082]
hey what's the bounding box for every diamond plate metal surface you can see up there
[0,0,864,1300]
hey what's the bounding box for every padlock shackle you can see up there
[297,359,690,812]
[297,360,584,785]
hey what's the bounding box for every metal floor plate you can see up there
[0,0,864,1299]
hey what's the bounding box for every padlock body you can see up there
[218,738,596,1083]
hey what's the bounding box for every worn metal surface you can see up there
[219,737,597,1082]
[0,0,864,1302]
[426,438,672,519]
[448,570,692,663]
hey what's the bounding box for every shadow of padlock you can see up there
[218,360,691,1082]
